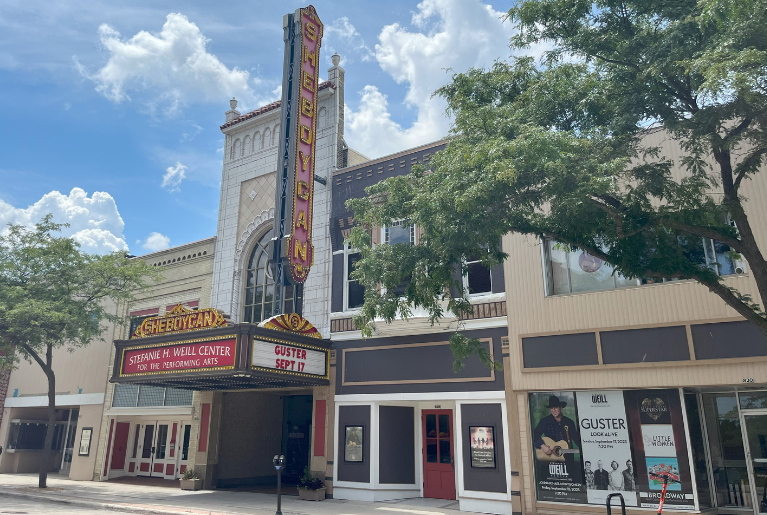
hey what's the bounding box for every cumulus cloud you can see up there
[77,13,270,115]
[141,232,171,252]
[161,161,187,191]
[0,188,128,254]
[325,17,374,64]
[345,0,517,158]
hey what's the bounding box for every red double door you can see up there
[422,410,456,500]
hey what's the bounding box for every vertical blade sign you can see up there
[288,6,323,283]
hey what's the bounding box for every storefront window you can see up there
[684,393,713,508]
[530,389,695,510]
[701,393,752,508]
[740,391,767,410]
[6,420,67,450]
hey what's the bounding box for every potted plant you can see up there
[297,467,325,501]
[180,468,203,491]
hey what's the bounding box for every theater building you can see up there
[97,7,349,491]
[501,128,767,515]
[328,141,517,514]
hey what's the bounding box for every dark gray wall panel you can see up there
[522,333,599,368]
[461,403,507,493]
[335,328,507,395]
[337,405,371,483]
[379,406,415,484]
[600,326,690,364]
[344,341,492,383]
[331,253,344,313]
[692,321,767,359]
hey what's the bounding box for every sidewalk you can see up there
[0,474,466,515]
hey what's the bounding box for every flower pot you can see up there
[298,487,326,501]
[180,479,203,491]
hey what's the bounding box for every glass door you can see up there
[136,423,155,476]
[744,414,767,513]
[150,422,173,478]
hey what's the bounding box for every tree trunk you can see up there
[39,346,56,488]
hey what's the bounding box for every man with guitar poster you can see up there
[531,394,585,502]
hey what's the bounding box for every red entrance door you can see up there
[422,410,456,500]
[110,422,130,470]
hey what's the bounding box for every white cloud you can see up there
[77,13,270,115]
[0,188,128,254]
[345,0,517,158]
[141,232,170,252]
[325,17,374,65]
[161,161,187,191]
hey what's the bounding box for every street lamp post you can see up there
[273,454,286,515]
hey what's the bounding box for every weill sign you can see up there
[120,336,237,376]
[275,5,323,284]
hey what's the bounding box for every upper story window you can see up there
[383,221,416,297]
[464,255,493,295]
[242,228,300,323]
[345,247,365,310]
[542,237,745,296]
[385,220,415,245]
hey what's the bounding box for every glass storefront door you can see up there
[744,414,767,512]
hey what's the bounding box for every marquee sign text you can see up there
[120,337,237,376]
[132,304,227,338]
[251,339,326,377]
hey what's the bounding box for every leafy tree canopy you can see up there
[347,0,767,370]
[0,216,161,486]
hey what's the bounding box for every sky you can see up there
[0,0,521,255]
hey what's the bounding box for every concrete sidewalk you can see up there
[0,474,467,515]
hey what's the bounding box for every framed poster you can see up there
[344,425,364,462]
[79,427,93,456]
[470,426,496,468]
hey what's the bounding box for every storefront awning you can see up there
[110,318,330,391]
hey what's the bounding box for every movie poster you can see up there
[530,391,587,504]
[470,426,496,468]
[576,390,638,506]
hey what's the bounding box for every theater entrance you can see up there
[216,391,313,489]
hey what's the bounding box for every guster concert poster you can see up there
[576,390,638,506]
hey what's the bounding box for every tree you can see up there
[347,0,767,370]
[0,216,161,487]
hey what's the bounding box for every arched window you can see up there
[242,228,301,323]
[262,128,271,149]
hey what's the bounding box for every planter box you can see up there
[180,479,203,491]
[298,487,326,501]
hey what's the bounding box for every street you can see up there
[0,498,137,514]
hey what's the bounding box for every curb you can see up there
[0,488,234,515]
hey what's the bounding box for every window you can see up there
[464,256,492,295]
[6,420,67,450]
[346,251,365,310]
[385,220,415,245]
[242,228,301,323]
[543,236,745,296]
[383,221,416,297]
[112,384,192,407]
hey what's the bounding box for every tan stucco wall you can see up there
[68,404,104,480]
[92,238,215,481]
[502,129,767,512]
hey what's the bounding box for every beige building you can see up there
[502,128,767,515]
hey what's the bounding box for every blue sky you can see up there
[0,0,518,255]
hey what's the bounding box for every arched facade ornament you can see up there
[230,207,275,323]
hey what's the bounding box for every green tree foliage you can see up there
[0,216,161,487]
[347,0,767,370]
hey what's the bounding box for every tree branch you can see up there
[734,147,767,191]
